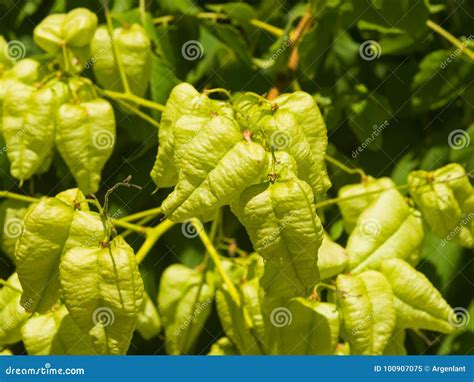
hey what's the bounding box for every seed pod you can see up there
[0,199,30,263]
[2,81,56,181]
[56,99,116,194]
[0,273,30,346]
[318,233,348,280]
[158,264,214,355]
[216,277,266,355]
[91,24,151,97]
[408,163,473,248]
[208,337,239,355]
[22,305,97,355]
[357,271,396,354]
[33,14,66,54]
[337,177,395,233]
[16,190,106,313]
[383,329,407,355]
[60,236,144,355]
[272,299,339,355]
[232,178,323,301]
[62,8,97,47]
[162,116,268,222]
[380,258,455,334]
[136,292,162,341]
[346,189,423,273]
[151,83,234,188]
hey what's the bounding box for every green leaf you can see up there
[346,188,424,273]
[56,99,116,195]
[16,191,106,313]
[411,50,474,112]
[408,163,474,248]
[274,299,339,355]
[22,305,97,355]
[136,291,162,340]
[380,258,456,334]
[0,273,30,346]
[158,264,214,355]
[232,178,323,301]
[60,235,144,355]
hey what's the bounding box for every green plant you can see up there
[0,1,472,356]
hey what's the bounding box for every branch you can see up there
[426,20,474,61]
[102,89,166,112]
[135,219,175,264]
[0,191,39,204]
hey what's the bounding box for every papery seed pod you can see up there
[60,236,144,355]
[62,8,98,47]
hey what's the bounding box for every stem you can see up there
[119,207,162,223]
[190,218,241,306]
[153,13,284,38]
[139,0,146,24]
[114,98,161,130]
[122,215,155,238]
[135,219,175,264]
[102,89,165,112]
[0,191,39,204]
[0,280,22,294]
[104,6,131,93]
[426,20,474,61]
[110,219,147,234]
[61,44,70,72]
[325,154,367,180]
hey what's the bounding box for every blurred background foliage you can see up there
[0,0,472,355]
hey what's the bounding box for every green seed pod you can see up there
[336,274,372,355]
[273,299,339,355]
[62,8,98,47]
[346,189,423,273]
[318,233,348,280]
[151,83,234,188]
[380,258,456,334]
[2,81,57,181]
[60,236,144,355]
[56,99,116,194]
[0,199,30,263]
[337,177,395,233]
[16,190,106,313]
[232,178,323,301]
[136,292,162,341]
[383,329,407,355]
[22,305,97,355]
[33,13,66,54]
[216,281,265,355]
[158,264,214,355]
[408,163,473,248]
[91,24,151,97]
[208,337,239,355]
[162,116,268,222]
[0,273,30,346]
